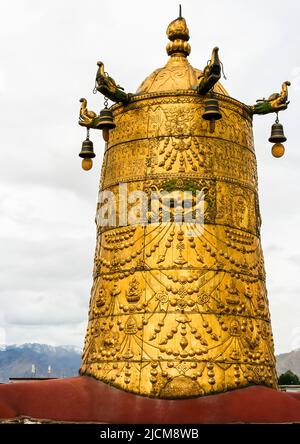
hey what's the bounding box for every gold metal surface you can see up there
[80,16,277,399]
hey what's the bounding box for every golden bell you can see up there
[268,123,287,144]
[98,109,116,130]
[202,97,222,121]
[79,138,95,159]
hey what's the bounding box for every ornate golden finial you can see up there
[166,7,191,57]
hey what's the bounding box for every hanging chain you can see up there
[275,112,279,124]
[87,127,90,139]
[104,97,109,108]
[220,61,227,80]
[205,59,227,80]
[93,77,98,94]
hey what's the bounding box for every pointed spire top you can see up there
[166,9,191,57]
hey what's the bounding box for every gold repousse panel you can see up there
[102,140,149,189]
[81,92,277,398]
[109,94,254,152]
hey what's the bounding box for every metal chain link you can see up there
[220,61,227,80]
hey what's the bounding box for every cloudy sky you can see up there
[0,0,299,354]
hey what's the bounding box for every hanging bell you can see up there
[97,108,116,142]
[268,122,287,144]
[202,97,222,133]
[79,137,95,171]
[202,97,222,121]
[269,121,286,158]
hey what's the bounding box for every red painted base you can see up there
[0,376,300,423]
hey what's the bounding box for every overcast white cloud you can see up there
[0,0,299,354]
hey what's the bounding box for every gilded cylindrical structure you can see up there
[80,17,277,398]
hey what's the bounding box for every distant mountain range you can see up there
[0,344,81,382]
[0,343,299,383]
[276,349,300,377]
